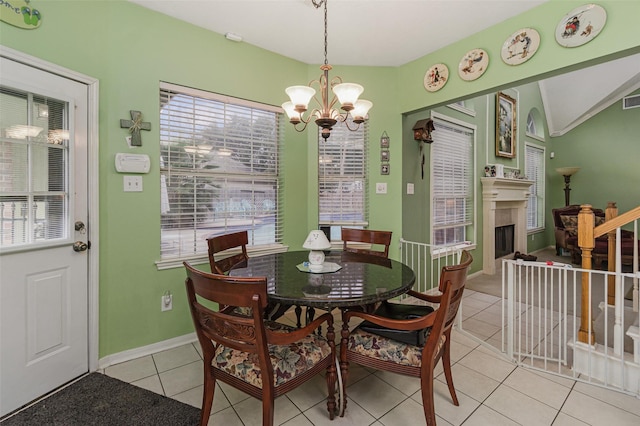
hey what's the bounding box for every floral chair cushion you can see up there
[231,306,252,316]
[560,214,578,237]
[213,322,332,388]
[347,327,445,367]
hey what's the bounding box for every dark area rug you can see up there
[1,373,200,425]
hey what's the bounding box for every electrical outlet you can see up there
[161,292,173,311]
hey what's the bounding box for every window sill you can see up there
[155,244,289,271]
[526,132,545,142]
[527,227,545,235]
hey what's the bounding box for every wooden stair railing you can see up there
[577,203,640,344]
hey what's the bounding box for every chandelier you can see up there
[282,0,372,140]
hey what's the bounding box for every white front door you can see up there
[0,57,90,417]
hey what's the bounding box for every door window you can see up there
[0,87,70,249]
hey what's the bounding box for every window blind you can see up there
[525,143,545,230]
[318,119,368,227]
[159,83,283,260]
[431,118,474,246]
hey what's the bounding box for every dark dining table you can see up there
[228,250,416,311]
[229,250,416,416]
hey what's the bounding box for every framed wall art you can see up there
[380,132,390,148]
[496,92,516,158]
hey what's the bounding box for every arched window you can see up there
[526,108,544,139]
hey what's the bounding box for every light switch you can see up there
[376,183,387,194]
[407,183,414,194]
[124,175,143,192]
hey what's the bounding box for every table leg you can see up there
[294,305,302,328]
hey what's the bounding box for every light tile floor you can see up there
[103,288,640,425]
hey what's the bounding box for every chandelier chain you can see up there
[311,0,328,65]
[323,0,328,65]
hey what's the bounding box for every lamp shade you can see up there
[303,230,331,250]
[556,167,580,176]
[285,86,316,110]
[332,83,363,108]
[350,99,373,122]
[281,101,299,121]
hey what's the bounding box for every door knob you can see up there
[73,241,88,252]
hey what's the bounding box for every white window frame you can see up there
[525,110,545,142]
[156,82,284,269]
[430,112,476,252]
[318,119,368,241]
[525,142,545,232]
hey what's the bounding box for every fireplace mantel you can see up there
[481,177,534,274]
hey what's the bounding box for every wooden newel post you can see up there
[605,201,618,305]
[578,204,595,344]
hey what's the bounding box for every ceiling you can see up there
[128,0,548,67]
[129,0,640,136]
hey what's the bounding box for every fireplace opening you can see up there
[495,225,514,259]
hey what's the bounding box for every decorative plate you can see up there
[458,49,489,81]
[424,63,449,92]
[555,3,607,48]
[501,28,540,65]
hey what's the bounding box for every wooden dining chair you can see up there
[341,228,392,258]
[339,251,473,425]
[206,230,290,321]
[206,230,249,274]
[184,262,338,426]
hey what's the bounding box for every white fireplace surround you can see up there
[481,177,534,274]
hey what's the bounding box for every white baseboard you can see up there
[98,332,197,370]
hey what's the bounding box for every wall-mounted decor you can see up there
[424,63,448,92]
[0,0,42,29]
[458,49,489,81]
[380,131,390,148]
[412,119,434,143]
[120,110,151,147]
[501,28,540,65]
[555,3,607,48]
[379,131,390,175]
[496,92,516,158]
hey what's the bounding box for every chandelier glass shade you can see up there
[282,0,372,140]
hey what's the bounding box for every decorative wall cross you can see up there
[120,110,151,146]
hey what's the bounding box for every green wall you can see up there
[1,0,638,358]
[0,0,402,357]
[399,0,640,274]
[549,90,640,215]
[401,81,550,274]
